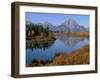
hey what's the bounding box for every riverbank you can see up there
[26,32,56,48]
[26,45,89,67]
[49,45,89,66]
[54,32,89,37]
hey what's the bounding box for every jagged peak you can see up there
[63,18,78,26]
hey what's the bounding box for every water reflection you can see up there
[26,35,89,50]
[55,35,89,47]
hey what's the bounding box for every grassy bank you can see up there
[49,45,89,66]
[54,32,89,37]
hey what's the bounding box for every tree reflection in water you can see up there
[26,39,55,51]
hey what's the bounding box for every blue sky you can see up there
[26,12,90,28]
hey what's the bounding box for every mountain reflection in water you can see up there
[26,35,89,64]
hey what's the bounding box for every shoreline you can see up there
[26,45,89,67]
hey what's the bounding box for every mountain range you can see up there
[28,19,89,32]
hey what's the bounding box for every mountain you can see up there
[40,22,58,31]
[57,19,88,32]
[42,22,53,28]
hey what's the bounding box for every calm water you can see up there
[26,35,89,64]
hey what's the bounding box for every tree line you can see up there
[26,23,50,37]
